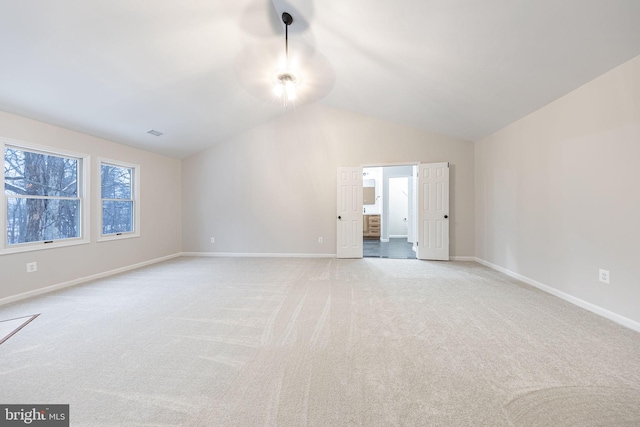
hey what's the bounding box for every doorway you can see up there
[362,165,417,259]
[336,162,450,260]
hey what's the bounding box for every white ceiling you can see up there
[1,0,639,158]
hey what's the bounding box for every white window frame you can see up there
[98,157,140,242]
[1,138,90,255]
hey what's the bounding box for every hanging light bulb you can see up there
[273,82,284,97]
[273,12,298,105]
[274,72,296,101]
[284,78,296,100]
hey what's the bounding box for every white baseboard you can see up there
[181,252,336,259]
[389,235,408,239]
[474,257,640,333]
[380,238,389,243]
[450,256,476,261]
[182,252,476,261]
[0,253,182,306]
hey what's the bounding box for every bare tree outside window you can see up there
[4,147,80,244]
[101,163,134,235]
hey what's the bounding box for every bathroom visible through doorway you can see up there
[362,165,417,259]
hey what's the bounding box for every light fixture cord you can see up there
[285,22,289,63]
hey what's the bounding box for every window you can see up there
[2,141,89,253]
[99,159,139,240]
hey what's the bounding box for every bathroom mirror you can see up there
[363,179,376,205]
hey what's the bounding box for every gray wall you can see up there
[475,55,640,323]
[0,111,182,301]
[182,104,475,257]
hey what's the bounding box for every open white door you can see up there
[417,162,449,260]
[410,165,418,251]
[336,167,363,258]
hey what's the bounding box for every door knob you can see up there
[338,216,342,220]
[444,215,448,219]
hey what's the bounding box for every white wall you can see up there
[182,104,474,257]
[475,55,640,324]
[0,111,182,301]
[381,165,414,241]
[388,177,408,237]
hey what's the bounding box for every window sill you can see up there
[97,232,140,243]
[1,238,91,255]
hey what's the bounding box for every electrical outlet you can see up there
[26,262,37,273]
[599,269,610,284]
[210,237,215,244]
[318,237,323,244]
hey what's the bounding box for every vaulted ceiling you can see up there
[1,0,639,158]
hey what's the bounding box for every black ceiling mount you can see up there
[282,13,293,61]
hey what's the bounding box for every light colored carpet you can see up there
[1,257,639,426]
[0,314,39,345]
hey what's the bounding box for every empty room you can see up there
[1,1,639,425]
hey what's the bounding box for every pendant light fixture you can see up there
[273,12,297,104]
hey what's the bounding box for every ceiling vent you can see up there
[147,129,163,137]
